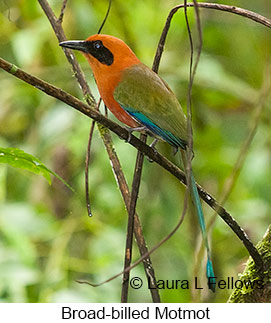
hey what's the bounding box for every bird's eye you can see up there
[94,41,103,50]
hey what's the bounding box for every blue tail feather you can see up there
[190,169,216,292]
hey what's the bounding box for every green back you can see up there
[114,63,188,144]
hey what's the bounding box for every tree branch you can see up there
[121,133,147,302]
[0,56,263,269]
[152,2,271,72]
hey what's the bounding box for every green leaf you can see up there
[0,147,74,192]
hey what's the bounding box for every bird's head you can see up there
[59,34,140,75]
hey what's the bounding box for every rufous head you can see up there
[59,34,140,76]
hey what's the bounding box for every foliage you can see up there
[0,147,74,191]
[0,0,270,303]
[228,226,271,302]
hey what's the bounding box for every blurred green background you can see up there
[0,0,270,302]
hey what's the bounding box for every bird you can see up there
[60,34,216,291]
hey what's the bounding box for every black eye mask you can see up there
[84,40,114,66]
[59,40,114,66]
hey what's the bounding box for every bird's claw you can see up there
[125,126,147,143]
[146,138,159,162]
[150,138,159,149]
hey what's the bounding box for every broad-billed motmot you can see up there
[60,35,216,291]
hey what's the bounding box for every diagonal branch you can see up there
[152,2,271,72]
[0,56,263,269]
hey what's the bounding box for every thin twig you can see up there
[97,0,112,34]
[85,98,102,217]
[0,54,263,269]
[192,0,203,82]
[152,2,271,72]
[121,133,147,302]
[85,121,95,217]
[183,0,195,167]
[77,184,190,288]
[58,0,68,24]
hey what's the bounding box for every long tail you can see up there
[181,149,216,292]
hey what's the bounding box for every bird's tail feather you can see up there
[181,149,216,292]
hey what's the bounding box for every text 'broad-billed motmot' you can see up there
[60,34,216,291]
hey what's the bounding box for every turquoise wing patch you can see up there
[121,105,187,149]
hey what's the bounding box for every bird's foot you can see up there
[125,126,148,143]
[185,147,195,160]
[146,138,159,163]
[150,138,159,149]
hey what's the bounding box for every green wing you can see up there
[113,63,188,146]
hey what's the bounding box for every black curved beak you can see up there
[59,40,89,53]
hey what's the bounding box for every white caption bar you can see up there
[0,303,269,322]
